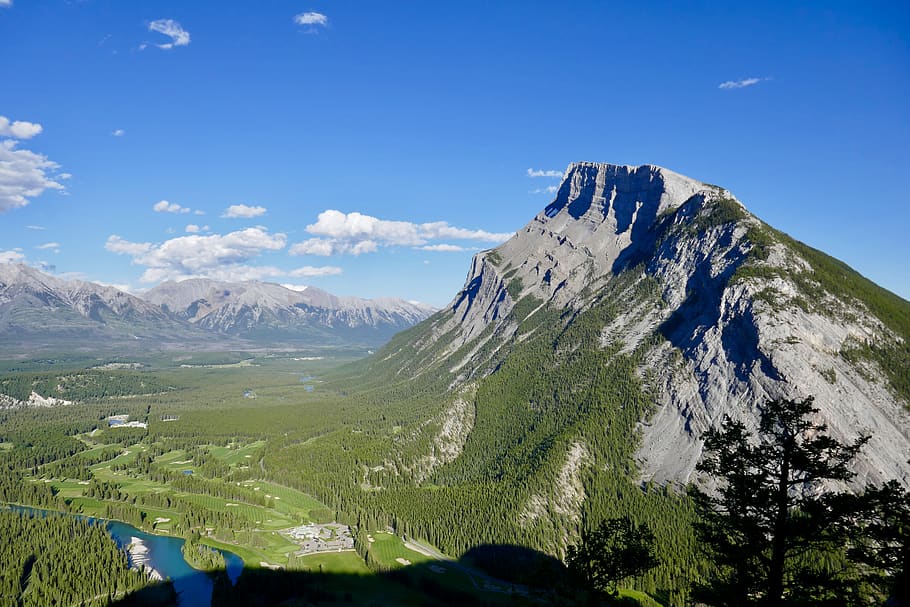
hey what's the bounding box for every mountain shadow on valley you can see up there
[108,544,577,607]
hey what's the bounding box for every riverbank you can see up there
[128,536,164,581]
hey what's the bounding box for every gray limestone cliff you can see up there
[390,162,910,489]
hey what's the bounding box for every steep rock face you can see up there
[144,278,435,344]
[389,162,910,489]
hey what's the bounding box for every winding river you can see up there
[4,504,245,607]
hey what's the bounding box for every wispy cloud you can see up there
[153,200,191,214]
[530,185,559,195]
[417,244,469,252]
[718,77,769,90]
[148,19,190,50]
[527,168,562,178]
[294,12,328,28]
[184,224,210,233]
[288,266,342,277]
[36,242,60,252]
[290,210,511,257]
[0,1,12,9]
[25,225,46,230]
[0,116,42,140]
[112,129,125,137]
[222,204,267,219]
[0,120,67,213]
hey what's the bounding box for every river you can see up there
[3,504,245,607]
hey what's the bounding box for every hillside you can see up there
[278,163,910,599]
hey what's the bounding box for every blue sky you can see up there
[1,1,908,306]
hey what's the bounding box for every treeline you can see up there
[181,531,225,572]
[258,275,704,602]
[0,369,171,402]
[0,464,63,510]
[0,509,150,607]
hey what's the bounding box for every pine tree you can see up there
[690,396,870,606]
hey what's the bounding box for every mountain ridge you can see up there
[362,161,910,493]
[0,265,436,351]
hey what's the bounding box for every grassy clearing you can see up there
[367,531,434,569]
[295,551,371,574]
[209,440,265,466]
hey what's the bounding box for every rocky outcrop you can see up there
[403,162,910,489]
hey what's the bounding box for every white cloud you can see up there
[222,204,267,218]
[417,244,469,252]
[25,225,46,230]
[281,284,310,292]
[718,77,768,90]
[290,238,378,256]
[0,1,12,8]
[153,200,191,214]
[0,116,43,140]
[0,249,24,264]
[105,235,154,257]
[184,224,210,233]
[294,12,328,26]
[112,129,125,137]
[105,227,288,283]
[527,168,562,178]
[287,266,343,277]
[289,210,511,256]
[148,19,190,50]
[194,209,205,216]
[530,185,559,194]
[36,242,60,252]
[0,140,66,212]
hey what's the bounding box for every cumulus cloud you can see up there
[294,12,328,26]
[0,249,25,264]
[0,139,66,213]
[112,129,125,137]
[718,77,768,90]
[184,224,209,233]
[290,238,378,256]
[289,210,511,256]
[152,200,191,214]
[148,19,190,49]
[417,244,469,252]
[104,235,154,257]
[222,204,267,218]
[105,227,292,283]
[527,168,562,178]
[0,116,43,139]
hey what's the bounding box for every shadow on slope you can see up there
[109,544,585,607]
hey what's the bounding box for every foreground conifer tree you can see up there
[566,516,659,601]
[691,396,877,606]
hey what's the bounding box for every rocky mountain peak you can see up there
[382,162,909,491]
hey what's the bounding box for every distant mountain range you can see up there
[0,264,435,352]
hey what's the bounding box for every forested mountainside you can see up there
[260,163,908,601]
